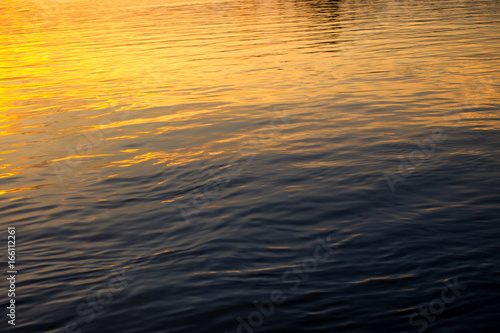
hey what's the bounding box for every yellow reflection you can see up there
[105,136,139,141]
[0,0,498,200]
[0,186,39,196]
[9,197,27,201]
[0,173,18,179]
[50,154,113,163]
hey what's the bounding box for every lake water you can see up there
[1,0,500,332]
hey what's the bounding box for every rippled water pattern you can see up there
[1,0,500,332]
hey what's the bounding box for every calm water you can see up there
[1,0,500,332]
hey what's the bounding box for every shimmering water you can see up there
[1,0,500,332]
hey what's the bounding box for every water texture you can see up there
[0,0,499,332]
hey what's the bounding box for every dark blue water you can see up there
[1,0,499,332]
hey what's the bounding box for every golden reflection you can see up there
[105,135,139,141]
[0,186,41,196]
[96,109,215,132]
[161,198,179,204]
[110,150,206,168]
[0,0,498,203]
[9,197,27,201]
[0,173,18,179]
[50,154,113,163]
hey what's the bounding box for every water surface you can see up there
[1,0,500,332]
